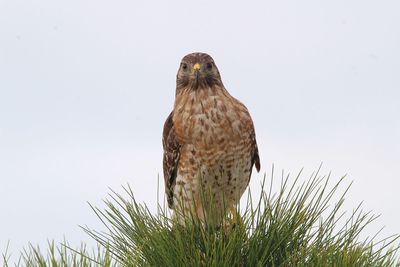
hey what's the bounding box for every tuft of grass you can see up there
[3,168,400,266]
[82,168,400,266]
[2,241,116,267]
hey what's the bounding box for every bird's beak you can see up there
[193,63,201,71]
[192,63,201,79]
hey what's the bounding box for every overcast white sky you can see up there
[1,0,399,261]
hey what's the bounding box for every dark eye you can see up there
[206,63,213,70]
[181,63,188,70]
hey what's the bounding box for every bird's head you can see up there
[176,52,223,92]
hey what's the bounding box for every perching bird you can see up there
[162,52,260,224]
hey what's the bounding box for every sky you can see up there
[0,0,399,261]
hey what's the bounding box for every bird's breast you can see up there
[174,93,246,148]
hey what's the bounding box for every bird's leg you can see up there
[230,206,244,227]
[229,206,237,222]
[221,205,245,237]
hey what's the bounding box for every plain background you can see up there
[1,0,399,261]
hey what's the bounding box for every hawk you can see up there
[162,52,260,223]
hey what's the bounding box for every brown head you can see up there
[176,52,223,93]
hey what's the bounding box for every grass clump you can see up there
[3,167,400,266]
[84,168,399,266]
[2,241,115,267]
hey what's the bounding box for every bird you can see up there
[162,52,260,224]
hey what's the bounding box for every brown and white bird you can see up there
[162,52,260,223]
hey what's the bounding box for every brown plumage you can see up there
[162,52,260,223]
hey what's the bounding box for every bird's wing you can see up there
[246,122,260,187]
[162,111,181,209]
[251,130,261,173]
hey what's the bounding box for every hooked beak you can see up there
[192,63,201,80]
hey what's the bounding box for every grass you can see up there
[3,167,400,266]
[2,241,115,267]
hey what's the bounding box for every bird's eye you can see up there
[181,63,188,70]
[206,62,213,70]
